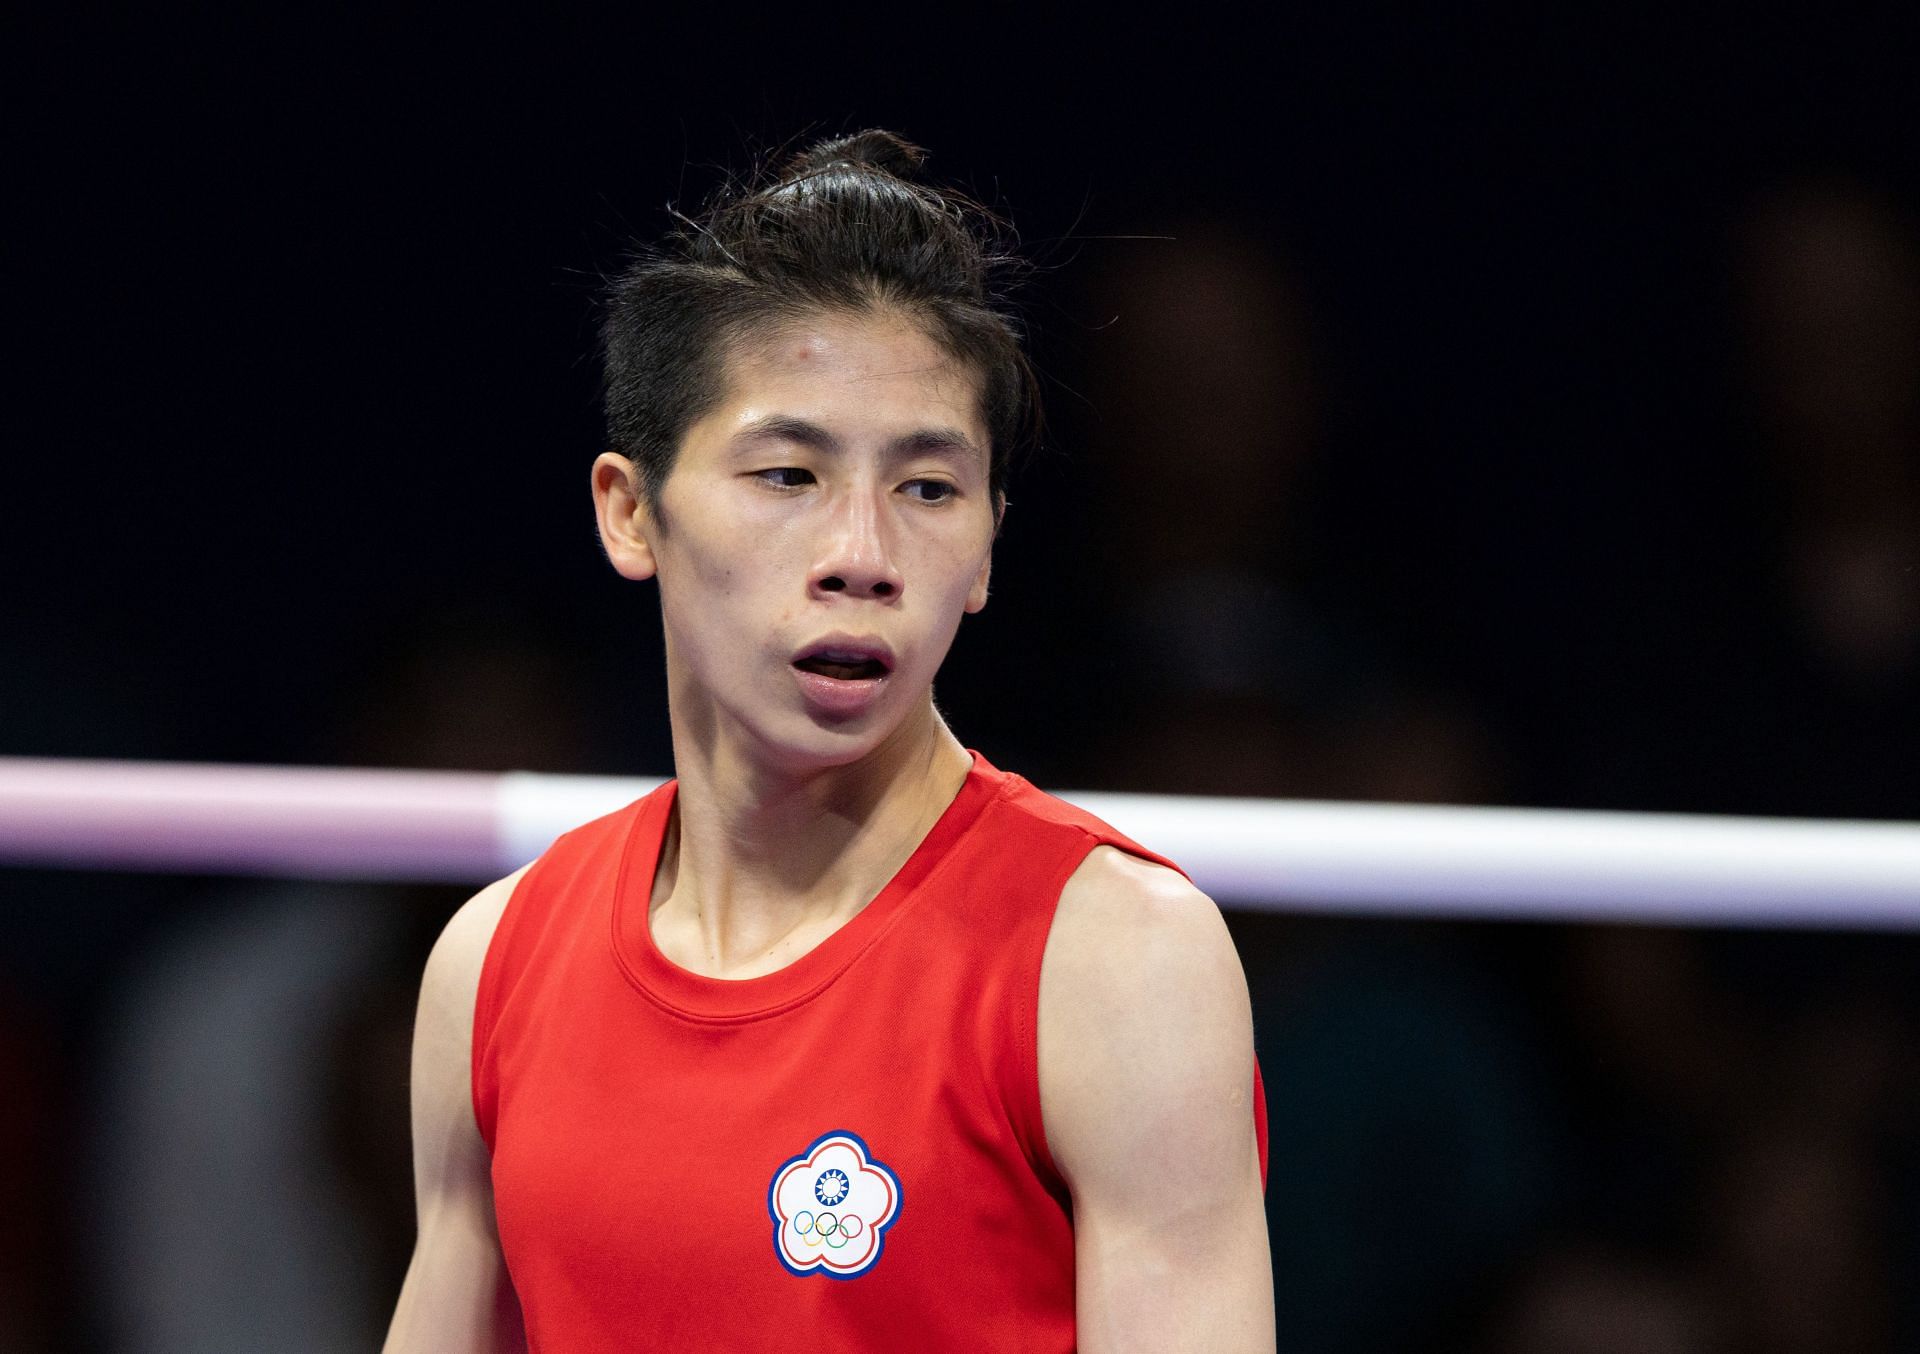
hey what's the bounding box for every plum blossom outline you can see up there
[767,1129,902,1280]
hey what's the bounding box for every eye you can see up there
[754,467,815,489]
[904,479,957,504]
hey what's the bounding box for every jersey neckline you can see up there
[610,748,1008,1022]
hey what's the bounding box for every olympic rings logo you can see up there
[792,1209,867,1250]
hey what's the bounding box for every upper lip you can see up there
[792,635,896,673]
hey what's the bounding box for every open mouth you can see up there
[793,655,890,681]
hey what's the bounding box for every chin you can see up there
[751,711,897,775]
[690,669,929,776]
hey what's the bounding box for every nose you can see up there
[809,486,904,602]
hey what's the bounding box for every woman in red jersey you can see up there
[385,130,1273,1353]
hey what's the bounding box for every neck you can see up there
[652,702,974,977]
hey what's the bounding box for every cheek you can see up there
[664,533,812,668]
[658,542,748,653]
[939,554,985,610]
[912,540,993,637]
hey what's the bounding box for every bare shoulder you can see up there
[1038,845,1271,1350]
[413,863,533,1090]
[1038,844,1254,1186]
[423,863,532,1010]
[384,863,535,1353]
[1044,844,1245,1007]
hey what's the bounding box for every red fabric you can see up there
[473,749,1268,1352]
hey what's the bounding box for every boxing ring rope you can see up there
[3,756,1919,929]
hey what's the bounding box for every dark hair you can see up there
[600,130,1038,517]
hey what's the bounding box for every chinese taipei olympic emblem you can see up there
[767,1130,902,1279]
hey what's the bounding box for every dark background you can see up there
[4,9,1917,1351]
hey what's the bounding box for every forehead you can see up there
[708,310,987,444]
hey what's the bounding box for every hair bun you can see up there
[785,128,928,180]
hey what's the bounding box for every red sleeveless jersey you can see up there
[472,749,1269,1351]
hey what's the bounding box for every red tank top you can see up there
[472,749,1269,1351]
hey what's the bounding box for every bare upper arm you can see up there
[1038,845,1274,1354]
[382,864,532,1354]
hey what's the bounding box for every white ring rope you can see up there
[2,757,1918,929]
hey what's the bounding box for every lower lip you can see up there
[790,666,890,718]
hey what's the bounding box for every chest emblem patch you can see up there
[768,1129,902,1279]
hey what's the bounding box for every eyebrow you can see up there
[733,415,982,463]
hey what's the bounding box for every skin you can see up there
[602,309,1000,974]
[383,308,1273,1352]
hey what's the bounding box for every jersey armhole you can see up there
[1013,827,1193,1194]
[1008,829,1102,1199]
[469,861,544,1155]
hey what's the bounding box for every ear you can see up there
[591,453,660,582]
